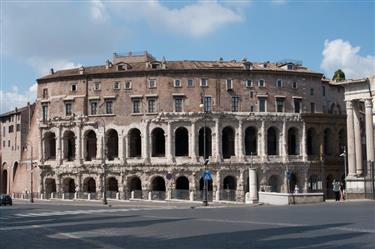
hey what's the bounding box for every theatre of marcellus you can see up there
[1,51,374,203]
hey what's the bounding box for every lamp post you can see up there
[24,142,34,203]
[339,146,347,185]
[200,87,209,206]
[97,118,107,205]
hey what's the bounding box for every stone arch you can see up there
[45,178,56,194]
[245,126,257,155]
[199,127,212,157]
[84,130,97,161]
[175,127,189,157]
[106,129,118,160]
[222,126,235,159]
[289,172,297,193]
[63,130,75,161]
[44,132,56,160]
[151,128,165,157]
[307,128,319,156]
[83,177,96,193]
[267,126,279,155]
[107,177,118,192]
[128,128,142,157]
[324,128,333,156]
[63,177,76,193]
[223,175,237,190]
[151,176,166,191]
[175,176,189,190]
[1,167,8,194]
[268,175,281,192]
[288,127,299,155]
[338,128,346,154]
[128,176,142,192]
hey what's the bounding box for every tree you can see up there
[333,69,346,81]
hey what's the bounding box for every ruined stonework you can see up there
[1,52,347,202]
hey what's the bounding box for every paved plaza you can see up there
[0,200,374,249]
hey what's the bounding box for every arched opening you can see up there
[288,127,299,155]
[63,178,75,193]
[175,127,189,156]
[83,177,96,193]
[268,175,281,192]
[63,130,75,161]
[45,178,56,195]
[324,128,333,156]
[307,128,318,156]
[1,168,8,194]
[222,176,237,201]
[222,126,235,159]
[128,128,142,157]
[107,177,118,192]
[338,129,346,154]
[151,176,166,200]
[151,128,165,157]
[44,132,56,160]
[84,130,97,161]
[106,129,118,160]
[245,127,257,155]
[175,176,189,200]
[329,103,335,114]
[128,176,142,199]
[198,127,212,158]
[267,127,279,155]
[308,175,321,192]
[289,172,297,193]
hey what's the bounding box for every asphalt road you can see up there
[0,200,374,249]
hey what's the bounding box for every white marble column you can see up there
[190,121,197,161]
[353,101,363,175]
[118,132,125,164]
[365,99,374,162]
[76,125,82,164]
[346,101,356,176]
[301,122,307,160]
[215,118,222,161]
[259,121,266,161]
[237,120,245,160]
[248,168,258,203]
[57,125,62,165]
[142,120,150,163]
[124,134,129,158]
[166,122,174,163]
[281,121,287,162]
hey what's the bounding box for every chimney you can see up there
[50,68,54,74]
[161,56,166,69]
[79,66,84,75]
[105,60,113,69]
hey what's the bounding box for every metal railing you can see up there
[151,191,166,200]
[172,189,190,200]
[220,190,236,201]
[195,191,213,202]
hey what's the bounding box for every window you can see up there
[203,96,212,112]
[133,99,141,113]
[232,96,239,112]
[175,97,183,112]
[125,80,132,90]
[276,79,283,88]
[113,81,120,90]
[8,140,10,147]
[276,98,285,113]
[71,84,77,92]
[310,88,314,96]
[3,127,5,135]
[94,82,101,91]
[322,86,326,96]
[258,79,265,87]
[245,79,253,88]
[258,97,266,112]
[43,88,48,98]
[187,79,194,87]
[292,82,298,89]
[148,98,156,113]
[148,79,156,88]
[250,91,254,98]
[9,125,14,133]
[105,101,113,114]
[200,78,208,87]
[2,141,5,147]
[42,105,48,121]
[311,102,315,113]
[90,101,97,115]
[294,99,302,113]
[287,64,293,70]
[250,106,254,112]
[226,79,233,90]
[16,124,20,131]
[174,79,181,88]
[65,102,72,116]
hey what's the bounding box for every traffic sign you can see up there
[166,172,173,180]
[202,170,212,181]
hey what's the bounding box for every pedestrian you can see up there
[294,185,299,194]
[332,179,340,201]
[340,182,345,201]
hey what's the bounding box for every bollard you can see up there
[148,191,152,200]
[189,191,194,201]
[51,192,55,199]
[41,193,44,200]
[88,193,91,200]
[131,191,135,199]
[116,192,120,200]
[74,192,78,199]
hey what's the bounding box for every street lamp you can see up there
[97,118,108,205]
[24,142,34,203]
[200,87,209,206]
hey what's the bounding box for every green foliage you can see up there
[333,69,346,81]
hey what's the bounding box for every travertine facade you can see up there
[1,52,348,202]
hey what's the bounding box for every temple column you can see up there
[259,121,266,162]
[353,101,363,175]
[248,168,258,203]
[281,121,287,162]
[142,120,150,164]
[346,101,356,176]
[57,125,62,165]
[76,125,82,164]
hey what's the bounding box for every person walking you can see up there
[332,179,340,201]
[340,182,345,201]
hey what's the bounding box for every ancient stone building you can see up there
[2,52,347,202]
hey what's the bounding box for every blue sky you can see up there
[1,0,374,112]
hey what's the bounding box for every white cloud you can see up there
[27,57,81,76]
[321,39,375,79]
[105,0,244,37]
[0,83,37,113]
[91,0,107,22]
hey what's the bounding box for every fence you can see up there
[220,190,236,201]
[171,189,190,200]
[151,191,166,200]
[195,191,213,202]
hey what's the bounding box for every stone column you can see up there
[76,125,82,164]
[237,120,245,160]
[248,168,258,203]
[301,122,307,161]
[190,121,197,161]
[118,132,125,164]
[281,121,287,162]
[215,170,221,201]
[57,125,62,165]
[166,122,174,163]
[124,134,129,158]
[353,101,363,175]
[97,131,103,162]
[215,118,222,161]
[39,127,44,163]
[259,120,266,161]
[365,99,374,163]
[346,101,356,176]
[142,120,150,164]
[96,174,102,199]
